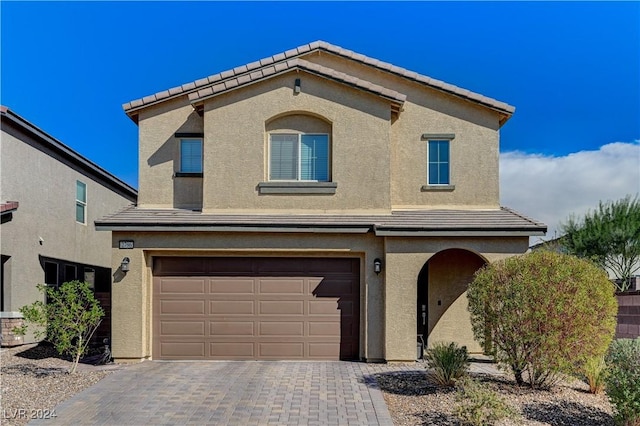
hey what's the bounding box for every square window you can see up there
[427,140,450,185]
[180,139,203,173]
[269,133,329,182]
[76,181,87,223]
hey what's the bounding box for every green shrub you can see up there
[454,377,516,426]
[14,281,104,374]
[583,355,607,394]
[467,251,617,388]
[424,341,469,386]
[605,338,640,426]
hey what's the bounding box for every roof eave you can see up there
[374,228,546,237]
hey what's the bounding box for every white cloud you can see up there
[500,141,640,245]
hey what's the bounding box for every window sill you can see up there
[174,172,203,178]
[421,184,455,192]
[258,182,337,194]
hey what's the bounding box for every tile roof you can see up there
[96,206,546,236]
[123,40,514,122]
[187,58,406,106]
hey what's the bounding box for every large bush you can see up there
[15,280,104,374]
[605,338,640,426]
[467,251,617,388]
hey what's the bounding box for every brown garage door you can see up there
[153,257,359,360]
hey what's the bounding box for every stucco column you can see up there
[111,244,148,362]
[384,252,425,361]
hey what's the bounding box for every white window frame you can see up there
[76,180,87,224]
[268,132,330,182]
[179,138,203,174]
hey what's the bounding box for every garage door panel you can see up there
[308,342,341,358]
[210,342,254,357]
[161,300,206,315]
[153,257,359,360]
[210,300,255,314]
[209,279,254,294]
[161,321,205,336]
[308,321,340,336]
[308,300,339,315]
[210,321,254,336]
[259,321,304,336]
[259,300,304,315]
[206,258,254,274]
[312,279,356,296]
[161,342,205,357]
[158,279,206,294]
[259,342,304,358]
[256,258,305,274]
[258,279,305,294]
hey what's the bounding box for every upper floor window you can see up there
[269,133,329,182]
[427,140,450,185]
[76,181,87,224]
[179,139,203,174]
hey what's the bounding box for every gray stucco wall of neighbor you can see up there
[1,120,135,343]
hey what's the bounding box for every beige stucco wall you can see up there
[137,98,204,209]
[110,231,385,362]
[1,127,133,342]
[136,55,502,212]
[304,52,501,209]
[384,236,530,361]
[200,71,391,213]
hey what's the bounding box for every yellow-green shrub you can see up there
[467,251,617,388]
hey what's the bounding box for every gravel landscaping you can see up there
[0,343,117,426]
[1,344,616,425]
[375,363,615,425]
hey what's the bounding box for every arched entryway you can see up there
[417,248,487,355]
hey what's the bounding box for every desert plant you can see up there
[424,341,469,386]
[605,338,640,426]
[583,355,607,394]
[14,280,104,374]
[467,250,617,388]
[454,376,516,426]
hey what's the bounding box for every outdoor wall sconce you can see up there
[121,257,130,272]
[374,258,382,274]
[294,78,301,94]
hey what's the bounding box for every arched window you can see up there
[266,113,332,182]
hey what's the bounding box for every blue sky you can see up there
[2,1,639,239]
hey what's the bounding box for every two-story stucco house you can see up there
[96,41,546,363]
[1,106,137,346]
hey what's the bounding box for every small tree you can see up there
[467,251,617,388]
[15,280,104,374]
[561,195,640,291]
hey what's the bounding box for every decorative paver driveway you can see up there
[30,361,407,426]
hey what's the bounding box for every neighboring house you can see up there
[96,41,546,362]
[0,106,137,346]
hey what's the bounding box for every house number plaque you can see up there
[119,240,134,249]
